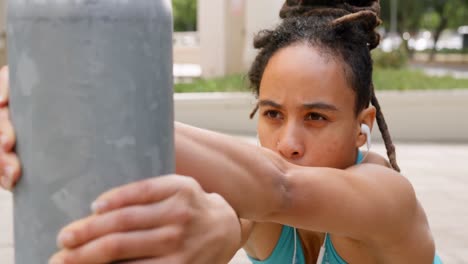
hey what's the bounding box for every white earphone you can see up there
[360,123,371,150]
[360,124,371,162]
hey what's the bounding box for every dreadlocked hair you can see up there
[248,0,400,172]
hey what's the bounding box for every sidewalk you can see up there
[410,61,468,79]
[1,142,468,263]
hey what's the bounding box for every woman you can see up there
[0,1,442,263]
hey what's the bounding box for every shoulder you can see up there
[362,151,391,168]
[345,161,419,242]
[344,162,435,261]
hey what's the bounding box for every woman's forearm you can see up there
[175,122,287,220]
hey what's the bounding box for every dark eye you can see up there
[263,110,283,120]
[305,112,327,121]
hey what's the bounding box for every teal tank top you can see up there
[246,151,443,264]
[247,225,305,264]
[322,232,443,264]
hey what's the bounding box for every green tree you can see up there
[380,1,426,33]
[380,1,426,57]
[172,0,197,32]
[380,0,468,32]
[423,0,468,59]
[381,0,468,59]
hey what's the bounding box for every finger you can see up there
[0,152,21,190]
[0,108,17,152]
[49,226,184,264]
[91,175,198,214]
[58,197,191,249]
[0,66,9,106]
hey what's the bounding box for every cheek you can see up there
[302,137,339,166]
[303,130,356,168]
[257,122,277,149]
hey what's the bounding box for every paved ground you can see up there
[1,142,468,263]
[410,62,468,79]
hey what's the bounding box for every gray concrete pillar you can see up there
[7,1,174,262]
[0,0,7,67]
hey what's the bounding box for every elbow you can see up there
[268,169,300,223]
[254,150,294,222]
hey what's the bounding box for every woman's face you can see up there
[257,43,373,169]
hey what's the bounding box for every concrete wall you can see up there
[174,90,468,142]
[374,89,468,142]
[173,46,200,64]
[198,0,246,78]
[243,0,283,69]
[173,32,201,65]
[196,0,285,76]
[175,92,258,135]
[225,0,246,75]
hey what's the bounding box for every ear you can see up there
[356,106,376,148]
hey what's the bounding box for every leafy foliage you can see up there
[380,0,468,32]
[372,48,408,68]
[173,0,197,32]
[380,0,468,60]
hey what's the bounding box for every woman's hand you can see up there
[49,175,242,264]
[0,66,21,191]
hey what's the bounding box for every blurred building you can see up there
[196,0,283,78]
[174,0,283,78]
[0,0,283,78]
[243,0,284,70]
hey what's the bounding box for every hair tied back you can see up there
[330,10,382,50]
[280,0,381,18]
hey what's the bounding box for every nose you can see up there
[277,125,305,160]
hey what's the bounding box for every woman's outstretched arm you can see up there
[175,122,425,244]
[175,122,288,220]
[51,123,432,263]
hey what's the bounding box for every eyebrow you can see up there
[259,100,339,112]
